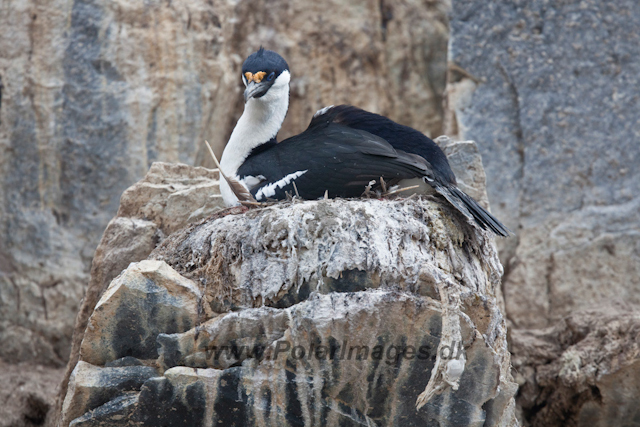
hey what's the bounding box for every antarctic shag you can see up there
[218,48,511,237]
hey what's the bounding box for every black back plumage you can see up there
[309,105,457,185]
[237,120,430,201]
[307,106,511,236]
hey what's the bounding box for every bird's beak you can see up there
[244,81,269,102]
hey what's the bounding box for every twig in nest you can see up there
[292,181,301,198]
[204,140,257,204]
[382,185,420,197]
[379,177,387,193]
[324,190,329,200]
[239,201,265,207]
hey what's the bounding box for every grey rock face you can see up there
[53,162,224,425]
[69,394,138,427]
[436,135,490,209]
[447,1,640,425]
[79,260,206,366]
[152,291,507,426]
[447,0,640,328]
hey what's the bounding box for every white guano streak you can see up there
[255,170,308,200]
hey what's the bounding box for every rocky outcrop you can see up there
[60,197,517,426]
[53,136,490,423]
[446,0,640,425]
[0,0,449,376]
[57,137,518,426]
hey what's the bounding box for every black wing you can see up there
[236,121,431,201]
[309,105,512,236]
[309,105,457,185]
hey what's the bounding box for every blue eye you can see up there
[267,72,275,81]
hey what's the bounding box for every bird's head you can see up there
[241,47,290,103]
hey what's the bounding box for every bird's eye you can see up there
[267,72,275,81]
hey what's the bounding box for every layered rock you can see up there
[61,197,517,426]
[54,162,225,426]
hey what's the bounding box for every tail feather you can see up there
[435,184,512,237]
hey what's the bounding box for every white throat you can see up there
[219,71,290,206]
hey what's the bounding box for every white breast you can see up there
[219,71,291,207]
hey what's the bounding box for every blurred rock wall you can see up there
[447,0,640,425]
[0,0,449,367]
[447,0,640,328]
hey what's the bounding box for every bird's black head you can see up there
[241,47,290,102]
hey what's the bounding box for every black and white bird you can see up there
[219,48,511,237]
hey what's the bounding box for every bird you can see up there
[218,48,511,237]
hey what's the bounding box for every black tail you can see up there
[435,184,512,237]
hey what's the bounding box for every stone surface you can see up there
[511,307,640,427]
[116,162,225,236]
[0,0,449,375]
[60,361,157,427]
[80,260,206,366]
[51,162,224,425]
[152,291,510,426]
[81,162,223,312]
[0,0,228,368]
[436,135,490,210]
[69,394,138,427]
[447,0,640,328]
[59,189,518,426]
[0,361,65,427]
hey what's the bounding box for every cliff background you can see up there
[0,0,638,426]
